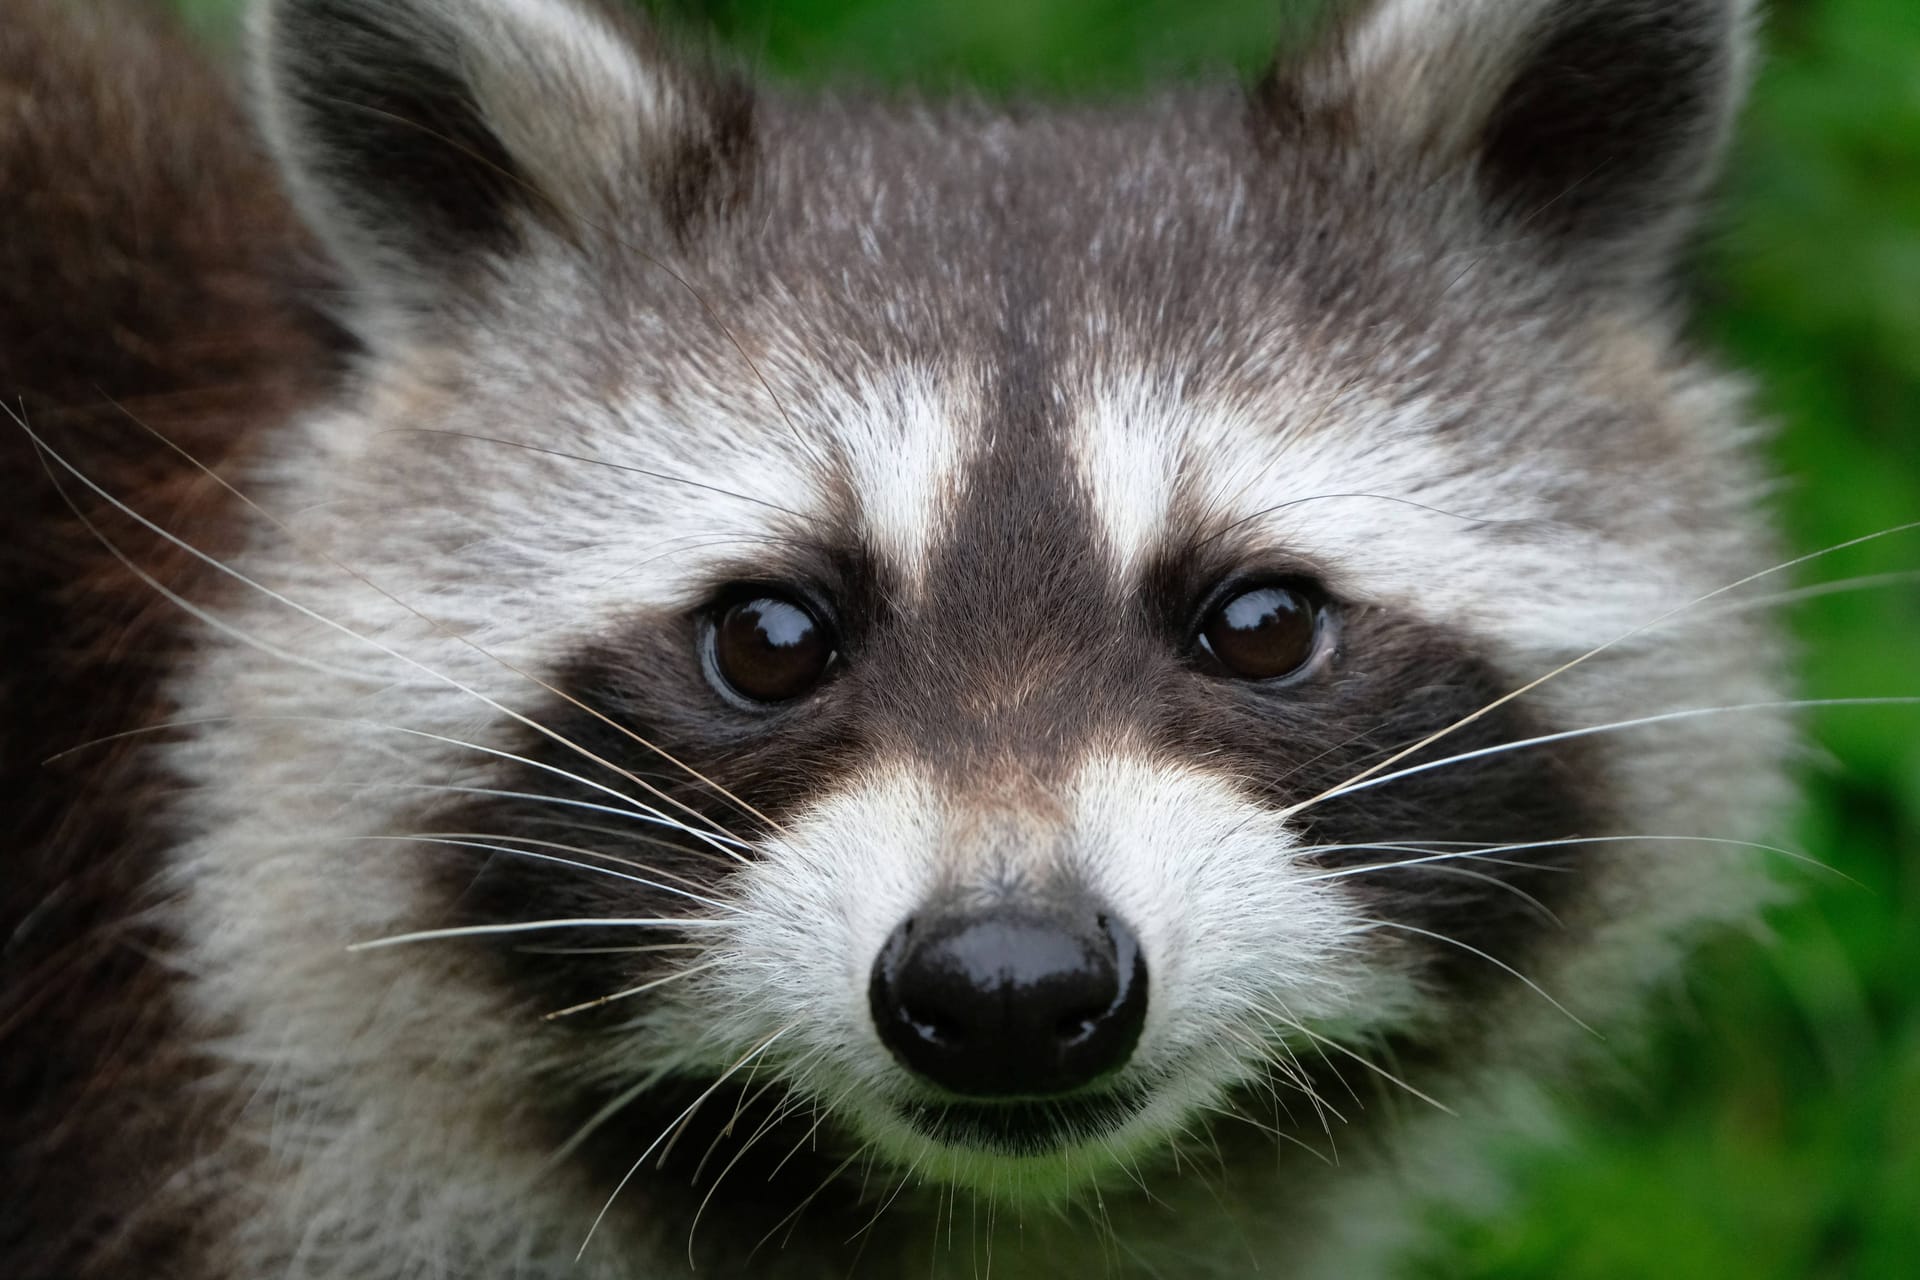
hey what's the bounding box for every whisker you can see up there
[100,776,751,866]
[1255,1006,1457,1116]
[44,712,744,858]
[1691,568,1920,618]
[1236,1038,1318,1127]
[1302,833,1850,884]
[1198,488,1537,554]
[402,427,816,522]
[577,1025,795,1260]
[545,1075,657,1173]
[96,400,774,848]
[1222,1025,1343,1129]
[26,442,392,685]
[1197,1101,1334,1166]
[1287,696,1920,820]
[1262,993,1365,1111]
[684,1059,836,1263]
[752,1139,872,1263]
[1423,863,1564,925]
[846,1146,926,1246]
[355,834,728,905]
[396,829,723,889]
[543,959,724,1021]
[762,1077,868,1188]
[1301,839,1575,877]
[349,918,728,951]
[1357,919,1597,1036]
[1282,522,1920,820]
[692,1045,825,1185]
[377,788,747,860]
[517,943,707,956]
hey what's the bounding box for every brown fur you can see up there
[0,3,336,1274]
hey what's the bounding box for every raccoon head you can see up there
[190,0,1785,1240]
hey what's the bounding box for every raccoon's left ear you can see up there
[253,0,753,325]
[1277,0,1753,278]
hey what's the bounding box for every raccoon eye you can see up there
[1196,583,1322,682]
[706,593,836,705]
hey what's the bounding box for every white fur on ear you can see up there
[1288,0,1754,270]
[252,0,745,322]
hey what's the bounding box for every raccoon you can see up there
[0,0,1796,1276]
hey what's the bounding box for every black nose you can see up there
[869,903,1148,1098]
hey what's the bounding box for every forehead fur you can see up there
[256,0,1761,639]
[337,79,1753,635]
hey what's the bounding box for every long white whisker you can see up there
[1418,863,1564,924]
[1283,522,1920,818]
[493,815,749,862]
[685,1061,843,1267]
[754,1140,871,1262]
[18,414,752,856]
[349,918,729,951]
[1262,994,1365,1110]
[1287,696,1920,819]
[1256,1006,1458,1116]
[1310,841,1573,877]
[29,447,393,685]
[543,959,725,1021]
[1359,919,1597,1036]
[577,1025,795,1260]
[846,1147,926,1247]
[1196,1101,1334,1166]
[691,1044,829,1190]
[403,428,816,522]
[1691,568,1920,618]
[351,834,729,907]
[1302,833,1847,883]
[764,1079,865,1186]
[517,943,708,956]
[408,829,726,884]
[46,712,748,860]
[112,775,750,863]
[544,1075,657,1173]
[125,405,779,841]
[1226,1025,1345,1132]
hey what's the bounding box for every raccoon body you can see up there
[1,1,1792,1277]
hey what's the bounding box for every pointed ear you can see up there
[1281,0,1753,276]
[253,0,753,319]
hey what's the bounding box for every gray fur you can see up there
[3,0,1791,1276]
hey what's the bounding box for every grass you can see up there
[173,1,1920,1274]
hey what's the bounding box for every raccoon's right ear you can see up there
[1274,0,1753,283]
[253,0,753,321]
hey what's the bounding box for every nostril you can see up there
[1056,1007,1103,1046]
[902,1002,961,1047]
[869,902,1150,1099]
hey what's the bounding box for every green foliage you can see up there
[171,0,1920,1273]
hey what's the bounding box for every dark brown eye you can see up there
[1197,584,1321,681]
[707,594,836,704]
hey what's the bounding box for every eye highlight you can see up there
[1195,582,1324,682]
[705,592,836,705]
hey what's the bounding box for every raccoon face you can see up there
[186,0,1784,1229]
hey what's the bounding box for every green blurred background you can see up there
[176,0,1920,1274]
